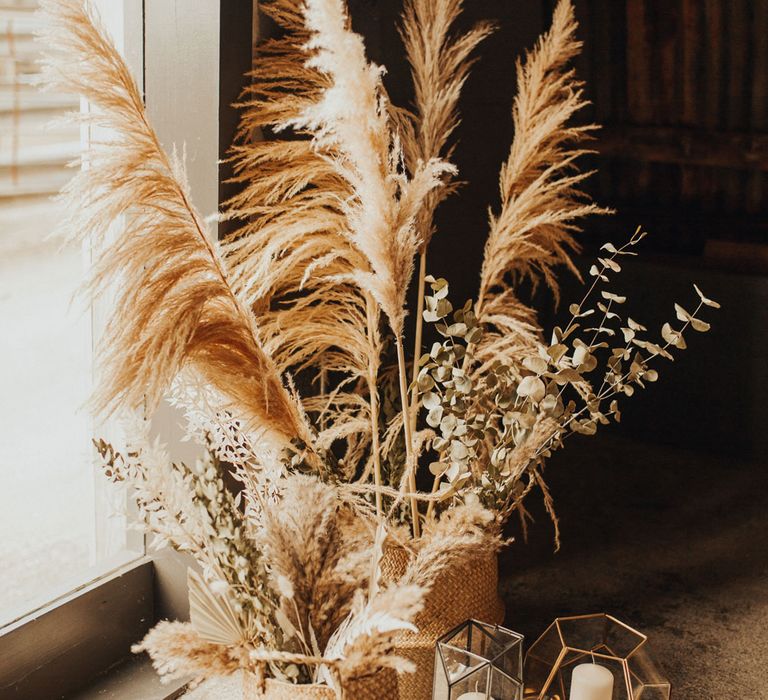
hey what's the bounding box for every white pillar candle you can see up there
[456,693,493,700]
[569,663,614,700]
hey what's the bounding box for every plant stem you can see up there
[425,473,440,519]
[395,334,421,539]
[365,295,383,517]
[409,250,428,433]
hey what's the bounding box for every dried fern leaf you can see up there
[133,621,243,685]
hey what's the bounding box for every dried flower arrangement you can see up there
[38,0,717,697]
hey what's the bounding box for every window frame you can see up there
[0,1,255,696]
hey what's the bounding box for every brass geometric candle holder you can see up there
[523,614,671,700]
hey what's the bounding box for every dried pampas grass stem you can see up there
[38,0,313,451]
[474,0,611,369]
[398,0,493,449]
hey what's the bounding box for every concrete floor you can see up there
[499,434,768,699]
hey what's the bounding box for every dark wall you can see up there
[570,0,768,255]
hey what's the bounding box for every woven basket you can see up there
[243,670,399,700]
[381,545,504,700]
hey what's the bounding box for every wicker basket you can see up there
[243,670,399,700]
[381,546,505,700]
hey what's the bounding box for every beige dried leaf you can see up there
[188,568,244,647]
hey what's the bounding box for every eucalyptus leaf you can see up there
[661,322,686,349]
[523,356,549,375]
[690,318,710,332]
[446,322,467,336]
[422,391,441,410]
[426,406,444,428]
[694,283,721,308]
[440,413,458,435]
[675,303,692,323]
[601,291,626,304]
[450,440,469,460]
[621,327,635,343]
[517,375,546,402]
[429,461,448,476]
[548,343,568,363]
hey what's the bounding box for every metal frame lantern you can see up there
[523,614,671,700]
[433,619,524,699]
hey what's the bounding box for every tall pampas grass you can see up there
[474,0,610,366]
[226,0,455,533]
[227,0,451,344]
[291,0,453,341]
[292,0,455,535]
[38,0,314,453]
[223,0,388,510]
[398,0,493,251]
[398,0,493,442]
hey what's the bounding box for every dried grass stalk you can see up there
[475,0,610,362]
[398,0,493,249]
[223,0,384,481]
[38,0,313,450]
[259,475,374,651]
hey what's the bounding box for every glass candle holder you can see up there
[523,613,671,700]
[433,619,524,700]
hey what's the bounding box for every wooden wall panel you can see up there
[575,0,768,254]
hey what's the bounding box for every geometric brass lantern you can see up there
[523,614,671,700]
[434,619,525,699]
